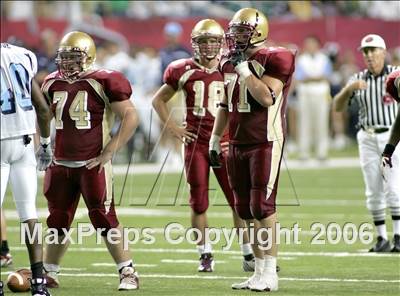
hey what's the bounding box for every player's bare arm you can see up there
[334,80,367,111]
[152,83,197,144]
[31,79,51,138]
[86,99,138,172]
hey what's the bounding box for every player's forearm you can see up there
[244,75,274,107]
[211,107,229,137]
[388,109,400,147]
[152,98,177,129]
[36,111,51,138]
[104,108,139,155]
[32,79,51,138]
[333,85,352,112]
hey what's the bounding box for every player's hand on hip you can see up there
[86,150,113,173]
[36,143,53,171]
[168,125,197,145]
[209,135,222,168]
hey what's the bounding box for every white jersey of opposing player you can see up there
[1,43,38,139]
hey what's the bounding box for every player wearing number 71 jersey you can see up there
[41,31,140,291]
[152,19,255,273]
[210,8,295,292]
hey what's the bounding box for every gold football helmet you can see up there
[55,31,96,79]
[191,19,224,60]
[225,8,269,53]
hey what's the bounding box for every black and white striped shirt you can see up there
[348,64,399,129]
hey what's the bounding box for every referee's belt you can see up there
[361,126,389,134]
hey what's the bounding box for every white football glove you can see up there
[37,137,53,171]
[235,61,252,79]
[209,134,222,168]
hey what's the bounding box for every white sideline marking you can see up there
[2,207,369,221]
[161,259,227,264]
[2,271,397,284]
[35,159,361,177]
[92,263,157,267]
[229,255,296,261]
[9,246,399,257]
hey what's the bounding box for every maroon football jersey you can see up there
[220,47,295,145]
[42,69,132,161]
[386,70,400,102]
[164,58,228,144]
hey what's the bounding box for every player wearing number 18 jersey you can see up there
[41,31,140,291]
[152,19,254,273]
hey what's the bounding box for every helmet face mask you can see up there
[192,36,223,60]
[225,24,255,54]
[55,50,87,79]
[55,31,96,80]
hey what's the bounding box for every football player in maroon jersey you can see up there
[382,71,400,171]
[41,31,140,291]
[152,19,254,272]
[210,8,295,291]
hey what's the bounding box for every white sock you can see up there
[197,244,205,256]
[376,224,388,240]
[43,263,60,273]
[393,219,400,235]
[240,243,253,256]
[117,260,133,272]
[254,257,264,275]
[264,255,277,274]
[203,243,212,254]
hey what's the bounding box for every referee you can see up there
[334,34,400,252]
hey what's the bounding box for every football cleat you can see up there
[369,236,391,252]
[118,266,139,290]
[0,280,4,296]
[30,278,51,296]
[249,272,278,292]
[198,253,215,272]
[391,234,400,252]
[0,252,12,267]
[232,273,260,290]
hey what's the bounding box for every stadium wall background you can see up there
[1,16,399,67]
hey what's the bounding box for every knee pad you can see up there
[47,210,71,234]
[88,208,118,236]
[189,185,209,214]
[250,188,271,220]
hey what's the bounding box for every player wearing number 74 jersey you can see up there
[41,31,140,291]
[152,19,255,272]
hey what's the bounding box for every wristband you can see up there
[218,103,228,109]
[40,136,51,146]
[268,87,277,105]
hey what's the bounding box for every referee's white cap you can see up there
[358,34,386,51]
